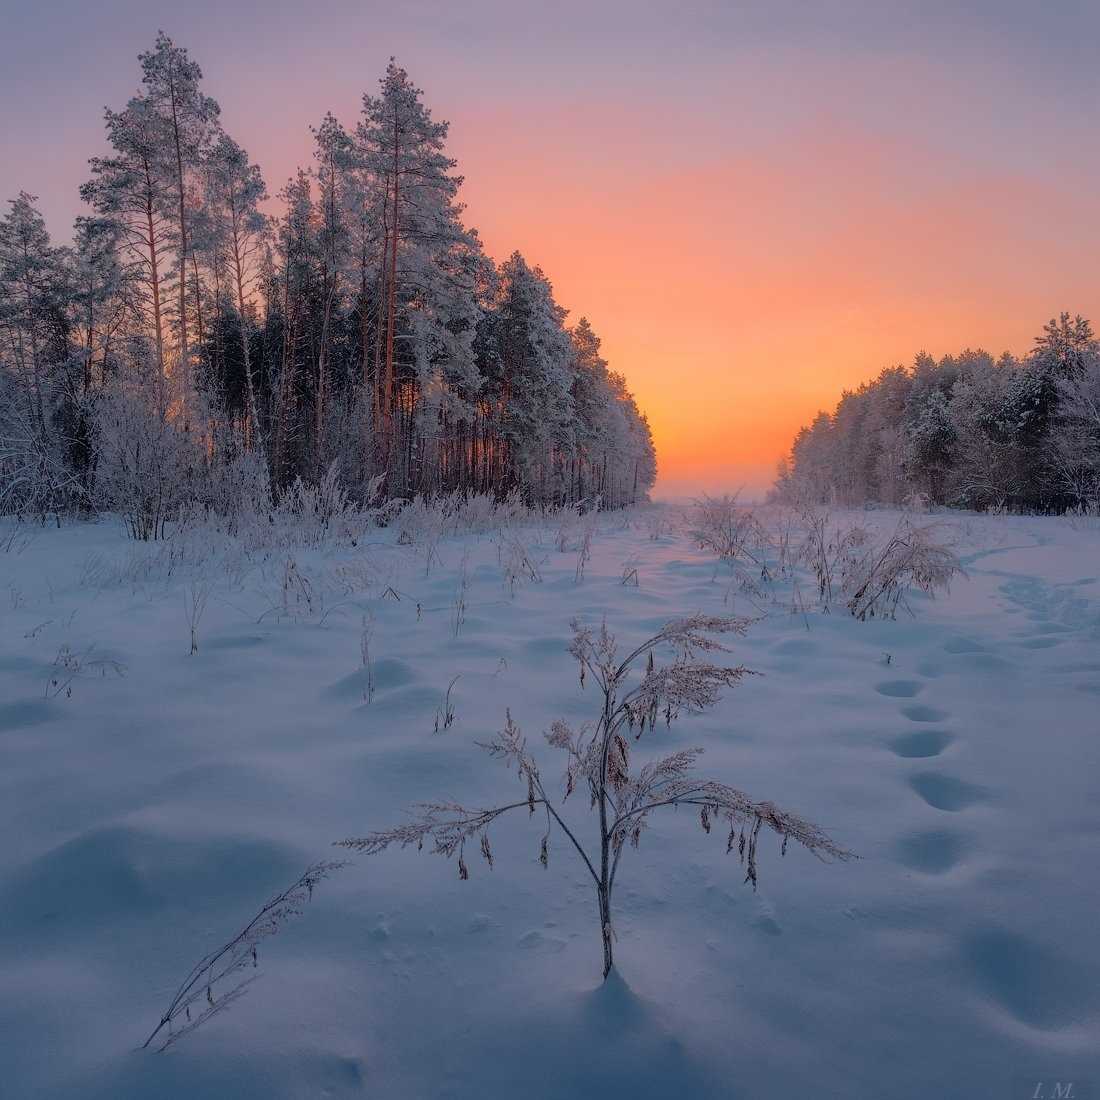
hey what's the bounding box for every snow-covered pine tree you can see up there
[357,59,488,492]
[9,42,658,519]
[0,193,77,520]
[479,252,574,499]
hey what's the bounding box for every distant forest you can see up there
[774,314,1100,513]
[0,35,656,524]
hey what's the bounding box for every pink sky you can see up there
[4,1,1098,495]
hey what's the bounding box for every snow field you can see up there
[0,506,1098,1098]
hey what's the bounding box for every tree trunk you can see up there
[167,59,190,428]
[598,884,614,978]
[143,172,165,377]
[384,106,400,469]
[230,199,261,449]
[597,689,615,979]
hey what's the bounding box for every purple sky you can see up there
[4,0,1099,491]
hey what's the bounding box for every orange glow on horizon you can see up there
[443,107,1100,495]
[11,29,1100,497]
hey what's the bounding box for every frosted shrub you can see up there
[449,488,529,533]
[795,511,960,618]
[104,531,223,591]
[553,503,585,551]
[498,527,543,593]
[199,438,273,537]
[0,368,82,523]
[640,504,676,541]
[395,489,535,549]
[275,463,354,546]
[93,378,199,541]
[841,518,962,620]
[264,465,386,550]
[574,516,596,582]
[798,510,871,609]
[394,493,450,551]
[690,494,770,575]
[339,616,852,980]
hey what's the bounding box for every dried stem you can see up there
[142,861,345,1052]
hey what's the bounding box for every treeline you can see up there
[0,35,656,528]
[774,314,1100,512]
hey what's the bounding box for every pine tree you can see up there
[82,95,175,377]
[205,134,268,448]
[137,31,221,425]
[485,252,574,498]
[357,60,486,487]
[8,47,659,518]
[0,193,76,518]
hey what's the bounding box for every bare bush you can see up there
[395,489,533,553]
[339,616,852,979]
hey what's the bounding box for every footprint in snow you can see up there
[908,772,985,812]
[900,703,950,723]
[893,829,967,873]
[889,730,953,758]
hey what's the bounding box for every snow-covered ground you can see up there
[1,506,1098,1098]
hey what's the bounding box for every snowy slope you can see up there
[0,508,1097,1098]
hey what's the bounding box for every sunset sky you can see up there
[4,0,1099,495]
